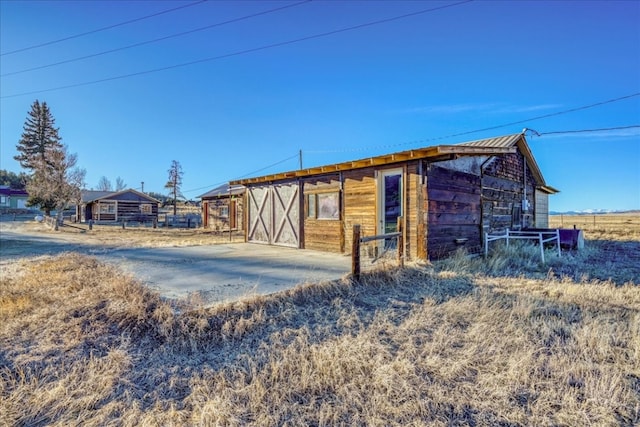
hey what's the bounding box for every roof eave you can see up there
[231,145,517,185]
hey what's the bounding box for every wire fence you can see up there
[549,214,639,232]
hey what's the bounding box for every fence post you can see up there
[352,225,361,281]
[397,216,404,268]
[88,219,93,230]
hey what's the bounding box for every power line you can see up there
[182,152,300,194]
[1,1,312,77]
[304,93,640,154]
[537,125,640,136]
[0,1,207,57]
[1,0,473,99]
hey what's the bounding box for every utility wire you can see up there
[1,0,473,99]
[305,93,640,154]
[1,1,312,77]
[0,1,207,56]
[182,153,300,194]
[536,125,640,136]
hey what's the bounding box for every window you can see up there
[317,193,339,219]
[0,196,6,204]
[306,194,316,218]
[140,204,152,214]
[99,201,116,214]
[219,205,229,218]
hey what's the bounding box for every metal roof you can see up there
[198,183,245,199]
[230,132,558,193]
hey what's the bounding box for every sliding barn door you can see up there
[247,182,300,248]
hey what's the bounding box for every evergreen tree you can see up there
[165,160,184,216]
[14,100,85,220]
[15,100,63,170]
[0,170,28,189]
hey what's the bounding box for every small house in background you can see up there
[0,186,29,210]
[231,133,558,260]
[77,189,160,223]
[199,183,245,232]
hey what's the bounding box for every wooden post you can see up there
[352,225,361,281]
[88,219,93,230]
[397,216,404,268]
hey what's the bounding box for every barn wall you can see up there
[342,168,377,255]
[481,152,537,234]
[204,197,244,232]
[302,175,343,252]
[405,162,422,260]
[425,164,482,259]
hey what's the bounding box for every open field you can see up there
[1,214,639,426]
[550,212,640,241]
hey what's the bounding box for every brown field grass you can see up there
[1,217,639,426]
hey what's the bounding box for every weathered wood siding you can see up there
[343,168,377,255]
[117,200,158,218]
[481,153,536,234]
[303,175,343,252]
[204,197,244,232]
[426,164,482,259]
[405,162,421,260]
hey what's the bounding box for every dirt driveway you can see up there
[0,219,352,304]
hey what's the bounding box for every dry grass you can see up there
[550,212,640,241]
[2,224,639,426]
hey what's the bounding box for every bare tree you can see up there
[27,145,85,229]
[165,160,184,216]
[115,176,126,191]
[97,176,112,191]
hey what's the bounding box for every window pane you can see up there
[307,194,316,218]
[317,193,339,220]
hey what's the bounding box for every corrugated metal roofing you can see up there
[199,183,245,199]
[457,133,524,148]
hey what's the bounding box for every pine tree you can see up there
[14,100,85,221]
[15,100,63,170]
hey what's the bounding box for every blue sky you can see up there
[1,0,638,212]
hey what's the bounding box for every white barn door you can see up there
[248,185,272,244]
[247,182,300,248]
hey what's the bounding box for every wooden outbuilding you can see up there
[231,133,558,260]
[199,183,245,232]
[77,189,160,223]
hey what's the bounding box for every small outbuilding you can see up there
[231,132,558,260]
[77,189,160,223]
[0,186,29,210]
[199,183,245,232]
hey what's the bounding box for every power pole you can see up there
[299,149,303,170]
[141,181,144,192]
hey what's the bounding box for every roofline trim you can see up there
[231,145,517,185]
